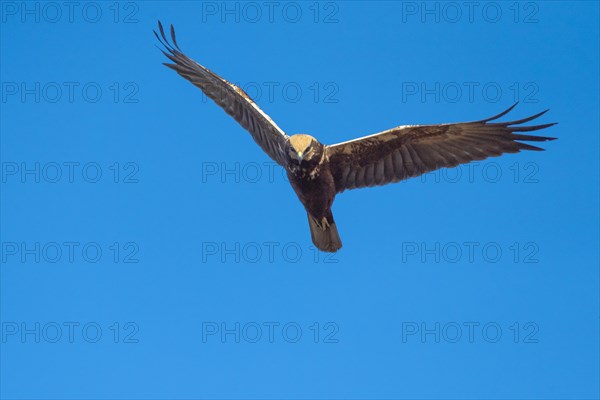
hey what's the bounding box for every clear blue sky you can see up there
[1,1,598,399]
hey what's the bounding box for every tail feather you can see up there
[307,213,342,253]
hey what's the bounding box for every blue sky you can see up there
[1,1,598,399]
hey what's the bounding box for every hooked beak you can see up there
[297,151,304,164]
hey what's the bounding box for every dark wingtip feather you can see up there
[155,20,184,58]
[512,133,557,142]
[170,24,182,51]
[510,119,557,151]
[158,20,167,41]
[477,102,519,123]
[162,62,179,71]
[154,24,172,52]
[516,142,545,151]
[481,104,558,146]
[160,49,180,64]
[511,122,558,132]
[153,30,167,49]
[500,109,550,126]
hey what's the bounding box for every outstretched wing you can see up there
[326,103,557,193]
[154,21,289,166]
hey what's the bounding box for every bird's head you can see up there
[286,134,324,167]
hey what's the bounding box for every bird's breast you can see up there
[287,163,336,216]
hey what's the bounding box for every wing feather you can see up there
[326,104,556,193]
[155,21,289,166]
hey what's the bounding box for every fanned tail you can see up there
[307,213,342,253]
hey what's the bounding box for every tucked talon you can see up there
[312,217,321,230]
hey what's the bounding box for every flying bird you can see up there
[154,21,556,253]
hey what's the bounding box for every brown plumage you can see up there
[155,21,557,253]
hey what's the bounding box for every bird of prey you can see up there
[154,21,556,253]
